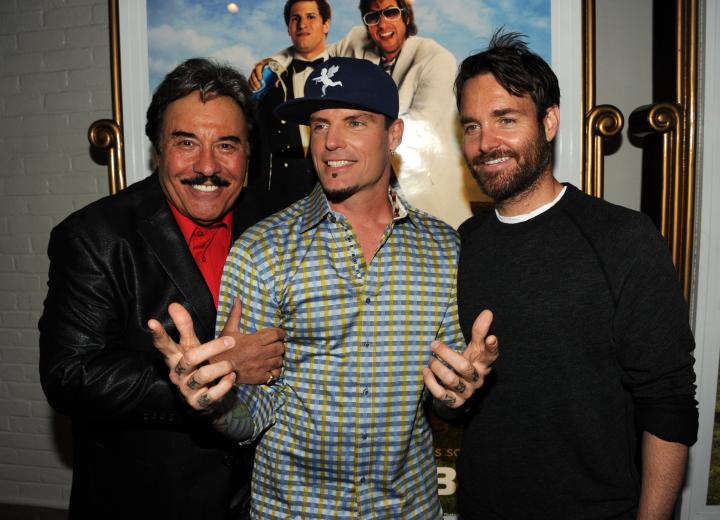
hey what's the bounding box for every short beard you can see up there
[180,174,230,188]
[324,185,359,203]
[469,134,552,203]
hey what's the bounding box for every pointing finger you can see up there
[168,302,200,352]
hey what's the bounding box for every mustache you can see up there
[180,174,230,187]
[469,149,517,169]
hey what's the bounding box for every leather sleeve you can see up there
[38,221,190,424]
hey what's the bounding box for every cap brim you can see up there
[274,97,391,125]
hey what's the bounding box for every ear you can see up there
[151,148,160,171]
[323,19,330,37]
[388,118,404,151]
[543,105,560,142]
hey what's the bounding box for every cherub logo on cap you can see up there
[274,57,399,125]
[312,65,343,96]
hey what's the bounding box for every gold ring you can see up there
[266,373,275,385]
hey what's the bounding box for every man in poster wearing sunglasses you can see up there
[252,0,475,228]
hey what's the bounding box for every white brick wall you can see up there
[0,0,110,509]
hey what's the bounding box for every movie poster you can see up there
[146,1,550,516]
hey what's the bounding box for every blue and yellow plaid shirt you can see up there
[217,184,464,519]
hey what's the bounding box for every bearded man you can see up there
[452,30,698,520]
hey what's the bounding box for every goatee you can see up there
[324,185,359,203]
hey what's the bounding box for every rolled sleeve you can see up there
[615,218,697,446]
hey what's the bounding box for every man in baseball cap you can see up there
[154,56,498,518]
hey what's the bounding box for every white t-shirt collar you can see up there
[496,186,567,224]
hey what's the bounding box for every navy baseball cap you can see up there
[274,57,399,125]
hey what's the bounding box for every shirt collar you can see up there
[299,182,415,233]
[495,185,567,224]
[168,201,232,243]
[380,54,398,74]
[290,50,329,64]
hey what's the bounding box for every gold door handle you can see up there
[88,118,125,195]
[88,0,125,195]
[629,102,682,254]
[582,104,624,199]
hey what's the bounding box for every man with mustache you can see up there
[38,59,284,519]
[453,31,698,519]
[152,57,498,518]
[250,0,332,217]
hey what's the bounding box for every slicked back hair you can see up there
[358,0,417,37]
[455,30,560,123]
[283,0,332,26]
[145,58,256,154]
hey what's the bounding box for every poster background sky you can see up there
[147,0,551,92]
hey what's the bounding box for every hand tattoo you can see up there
[432,351,454,370]
[187,375,200,390]
[442,393,457,407]
[454,381,466,393]
[197,393,211,408]
[174,363,187,376]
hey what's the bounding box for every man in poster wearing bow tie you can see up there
[249,0,332,217]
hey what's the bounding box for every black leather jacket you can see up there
[39,174,263,519]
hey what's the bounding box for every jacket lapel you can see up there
[391,35,418,89]
[135,177,216,339]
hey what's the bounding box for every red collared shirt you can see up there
[169,204,233,307]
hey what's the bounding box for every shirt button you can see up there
[362,387,369,397]
[360,476,366,484]
[365,297,371,304]
[363,342,370,349]
[361,432,368,440]
[329,215,337,223]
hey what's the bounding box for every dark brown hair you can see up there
[455,29,560,123]
[145,58,255,154]
[284,0,332,26]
